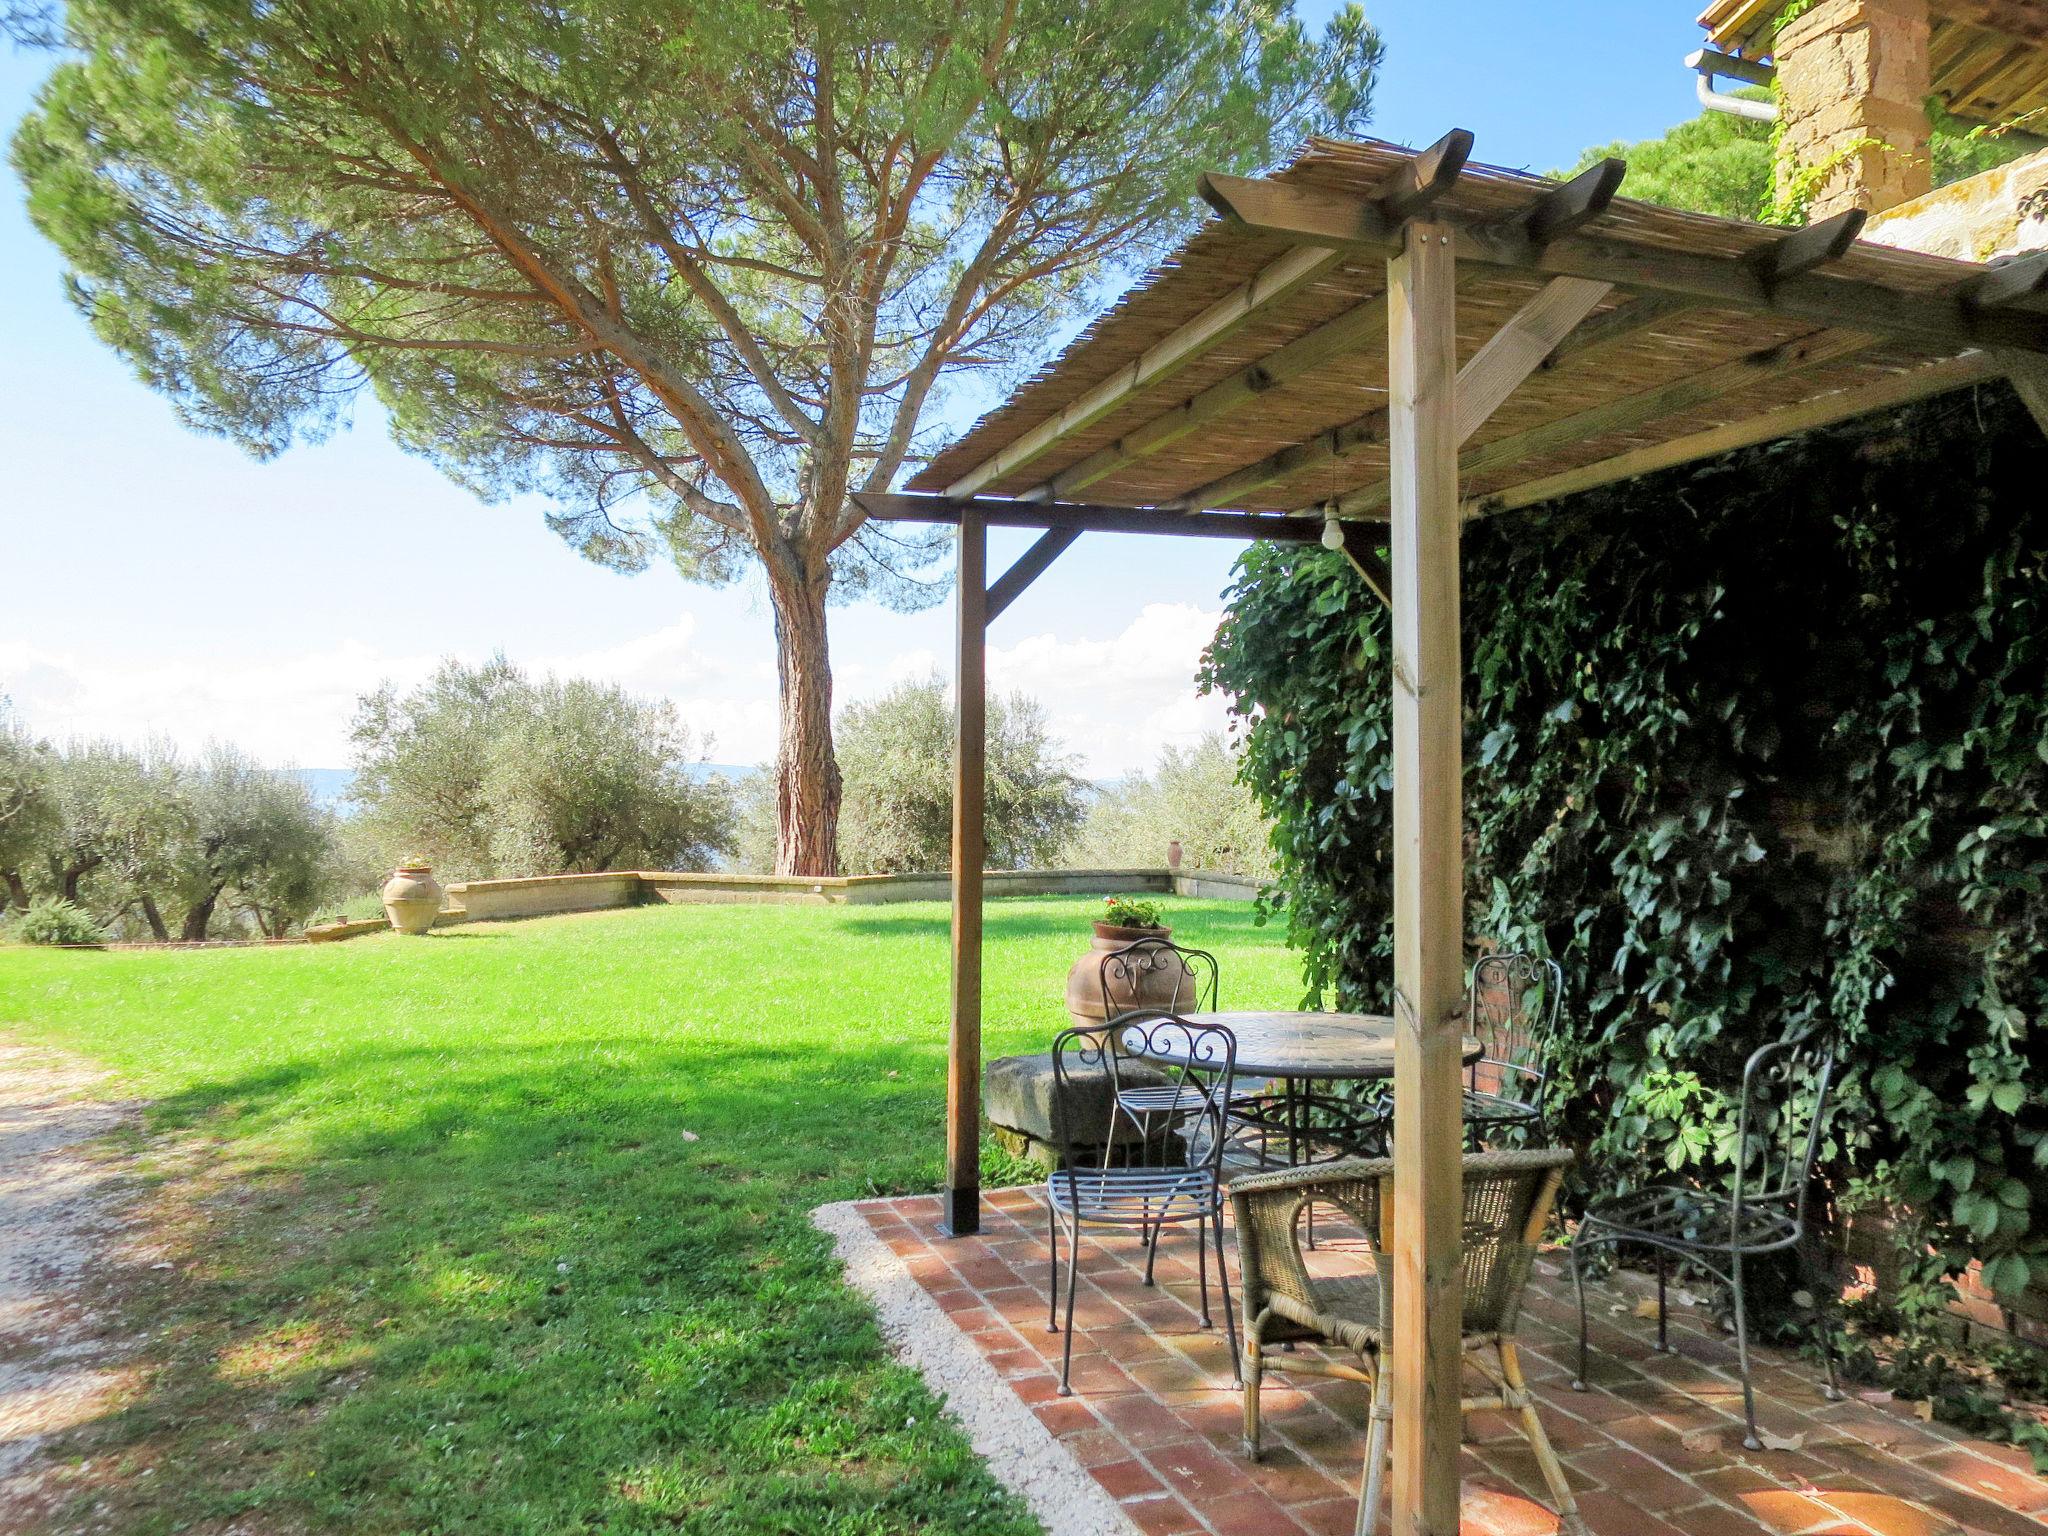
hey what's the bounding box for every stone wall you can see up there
[306,866,1260,937]
[447,870,642,922]
[1868,144,2048,260]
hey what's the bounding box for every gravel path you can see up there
[0,1039,144,1528]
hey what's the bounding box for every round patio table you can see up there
[1131,1010,1482,1168]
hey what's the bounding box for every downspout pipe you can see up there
[1688,47,1779,123]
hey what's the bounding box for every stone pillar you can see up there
[1774,0,1934,219]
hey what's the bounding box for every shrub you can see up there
[11,897,107,947]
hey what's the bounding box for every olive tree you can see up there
[0,704,57,914]
[836,675,1083,873]
[349,658,735,878]
[11,0,1380,875]
[1068,732,1272,878]
[168,746,336,940]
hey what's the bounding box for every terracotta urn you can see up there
[381,862,444,935]
[1167,839,1184,871]
[1064,920,1195,1030]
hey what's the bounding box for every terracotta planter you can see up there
[1064,920,1194,1029]
[381,863,444,935]
[1167,839,1184,871]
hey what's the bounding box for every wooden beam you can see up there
[851,491,1331,542]
[1539,292,1695,373]
[1168,411,1392,514]
[1032,295,1391,501]
[1195,171,2048,356]
[1995,349,2048,436]
[1374,128,1474,222]
[1326,519,1392,608]
[1384,218,1466,1536]
[1468,351,1998,516]
[1968,252,2048,311]
[941,243,1345,498]
[942,508,988,1238]
[985,527,1080,622]
[1520,157,1627,245]
[1454,277,1614,443]
[1331,325,1880,518]
[1750,209,1867,289]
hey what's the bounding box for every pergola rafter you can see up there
[865,133,2048,1536]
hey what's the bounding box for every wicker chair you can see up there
[1231,1148,1586,1536]
[1045,1015,1242,1396]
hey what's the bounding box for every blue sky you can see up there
[0,3,1707,775]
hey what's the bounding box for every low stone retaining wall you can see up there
[302,865,1262,939]
[450,870,640,921]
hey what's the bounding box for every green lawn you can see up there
[0,895,1304,1536]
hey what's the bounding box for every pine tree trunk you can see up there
[769,566,842,877]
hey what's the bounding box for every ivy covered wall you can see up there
[1200,384,2048,1296]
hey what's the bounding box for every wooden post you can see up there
[1385,219,1466,1536]
[943,507,989,1237]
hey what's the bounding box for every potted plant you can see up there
[1093,894,1167,942]
[1065,895,1193,1027]
[380,858,445,935]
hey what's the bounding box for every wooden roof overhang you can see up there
[1703,0,2048,129]
[859,135,2048,551]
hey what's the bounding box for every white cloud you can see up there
[985,603,1230,778]
[0,601,1226,780]
[0,637,440,766]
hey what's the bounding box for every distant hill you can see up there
[285,763,758,817]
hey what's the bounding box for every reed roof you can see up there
[901,136,2040,525]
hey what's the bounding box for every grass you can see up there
[0,895,1304,1535]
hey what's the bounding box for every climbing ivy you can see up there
[1199,384,2048,1295]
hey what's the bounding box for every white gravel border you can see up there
[813,1200,1140,1536]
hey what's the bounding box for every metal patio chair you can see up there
[1231,1148,1587,1536]
[1569,1027,1842,1450]
[1463,950,1564,1147]
[1100,937,1264,1127]
[1044,1015,1241,1396]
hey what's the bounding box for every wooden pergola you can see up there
[851,133,2048,1535]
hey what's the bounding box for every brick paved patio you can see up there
[833,1186,2048,1536]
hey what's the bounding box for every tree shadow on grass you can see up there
[61,1036,1038,1536]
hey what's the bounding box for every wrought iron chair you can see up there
[1463,950,1564,1147]
[1099,937,1261,1126]
[1231,1148,1586,1536]
[1100,934,1219,1019]
[1569,1027,1842,1450]
[1045,1015,1241,1396]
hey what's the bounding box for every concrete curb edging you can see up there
[812,1199,1139,1536]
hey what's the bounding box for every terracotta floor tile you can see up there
[1807,1490,1967,1536]
[1197,1486,1314,1536]
[1461,1481,1567,1536]
[1093,1457,1166,1500]
[1909,1447,2048,1512]
[1124,1492,1207,1535]
[1736,1489,1850,1534]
